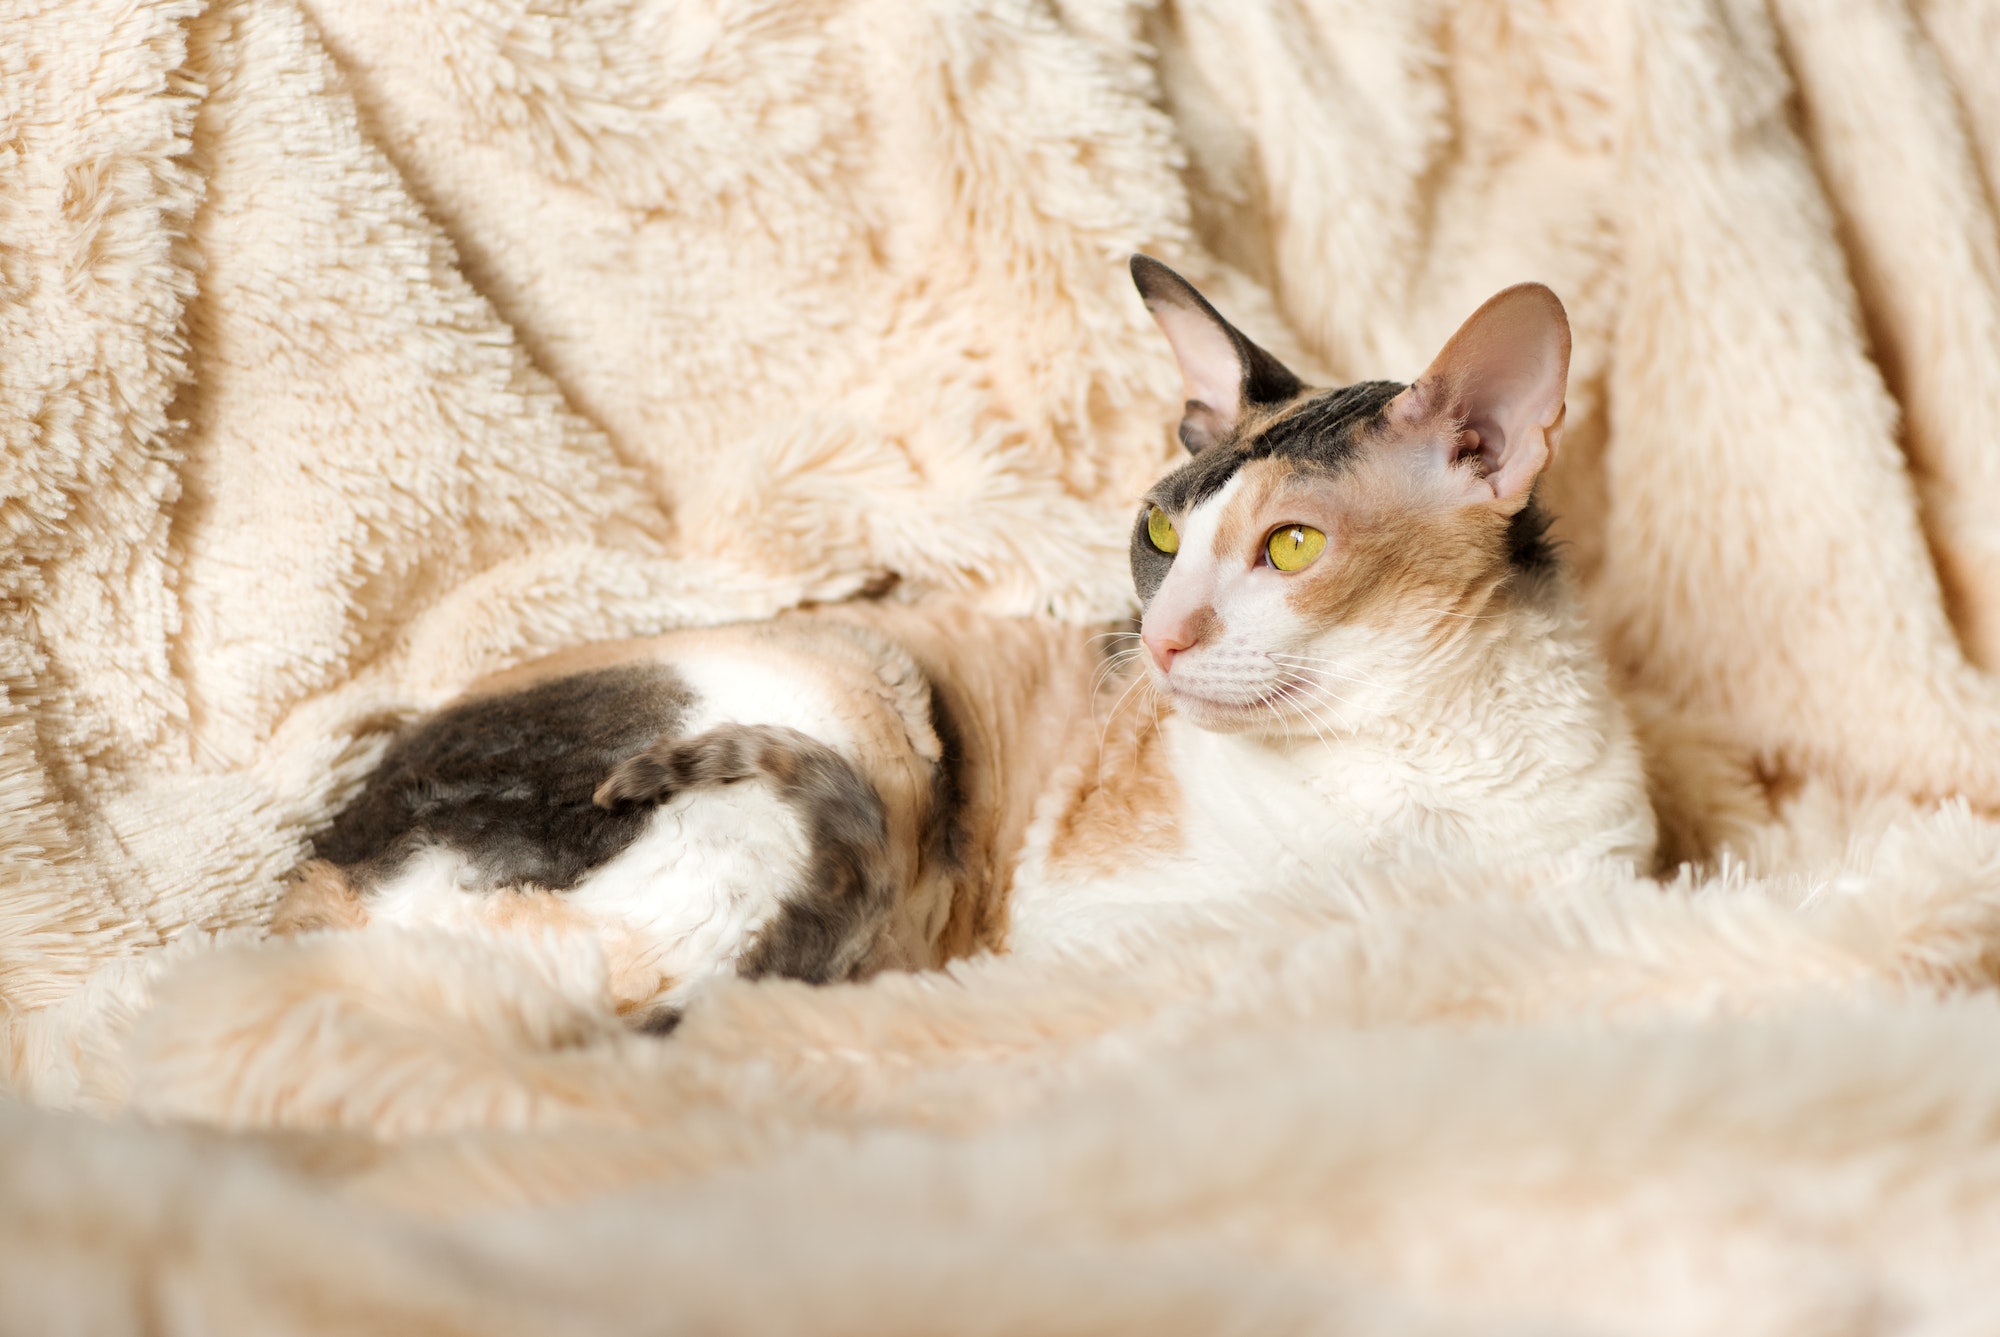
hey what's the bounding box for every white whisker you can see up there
[1266,653,1413,699]
[1265,658,1388,710]
[1270,670,1341,756]
[1408,606,1502,622]
[1272,667,1370,717]
[1091,647,1145,697]
[1093,661,1155,756]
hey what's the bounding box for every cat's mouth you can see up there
[1155,677,1293,731]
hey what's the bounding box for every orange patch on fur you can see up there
[1285,450,1508,634]
[268,860,369,935]
[825,601,1103,960]
[1044,664,1183,878]
[1209,452,1513,640]
[1181,604,1223,651]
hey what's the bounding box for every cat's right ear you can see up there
[1131,255,1302,453]
[1389,283,1570,512]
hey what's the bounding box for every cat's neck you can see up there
[1015,582,1651,939]
[1167,585,1648,865]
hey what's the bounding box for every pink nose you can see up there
[1143,625,1194,673]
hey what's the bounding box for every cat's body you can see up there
[276,258,1655,1020]
[276,604,1099,1023]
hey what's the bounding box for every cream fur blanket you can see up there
[9,0,2000,1330]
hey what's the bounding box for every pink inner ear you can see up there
[1149,301,1246,433]
[1408,284,1571,506]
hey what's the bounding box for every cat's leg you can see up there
[594,723,895,985]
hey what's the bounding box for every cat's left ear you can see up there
[1132,255,1303,453]
[1390,283,1570,511]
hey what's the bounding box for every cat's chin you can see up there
[1156,682,1287,735]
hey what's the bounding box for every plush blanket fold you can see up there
[6,0,2000,1330]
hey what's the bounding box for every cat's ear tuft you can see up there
[1391,283,1570,509]
[1131,255,1302,453]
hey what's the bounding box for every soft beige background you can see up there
[6,0,2000,1330]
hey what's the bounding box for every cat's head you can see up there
[1128,255,1570,737]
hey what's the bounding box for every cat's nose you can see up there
[1143,625,1194,673]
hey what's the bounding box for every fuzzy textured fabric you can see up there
[8,0,2000,1331]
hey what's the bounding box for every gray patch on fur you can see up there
[315,664,694,893]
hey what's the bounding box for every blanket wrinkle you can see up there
[1774,0,2000,673]
[9,0,2000,1331]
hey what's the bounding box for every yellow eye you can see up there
[1146,505,1180,554]
[1266,524,1326,572]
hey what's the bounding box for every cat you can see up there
[1004,257,1655,947]
[272,257,1655,1024]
